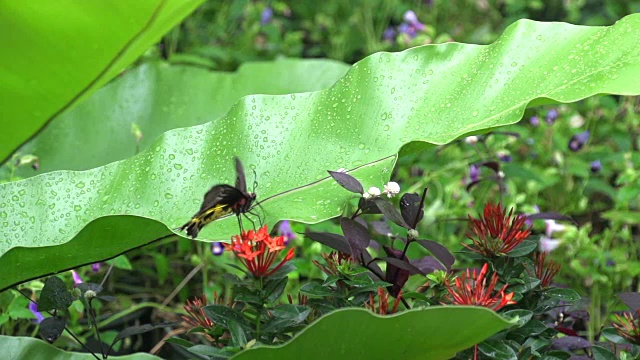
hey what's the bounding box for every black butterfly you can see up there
[180,157,257,238]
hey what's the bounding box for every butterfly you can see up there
[180,157,258,238]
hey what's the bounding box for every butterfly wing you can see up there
[180,184,245,238]
[234,157,249,195]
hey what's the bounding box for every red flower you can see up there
[182,294,214,329]
[532,251,561,288]
[224,225,295,278]
[365,287,403,315]
[445,263,516,311]
[463,203,531,257]
[613,310,640,345]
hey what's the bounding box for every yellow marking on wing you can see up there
[197,204,233,226]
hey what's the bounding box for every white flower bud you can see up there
[367,186,381,197]
[383,182,400,198]
[464,136,479,145]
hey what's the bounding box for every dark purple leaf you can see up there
[40,316,67,343]
[410,256,446,274]
[619,292,640,312]
[382,246,410,297]
[480,161,501,173]
[417,240,455,270]
[76,282,103,295]
[373,198,409,228]
[370,220,392,236]
[305,231,350,254]
[381,256,424,275]
[358,197,381,214]
[97,295,116,302]
[466,179,483,192]
[361,250,383,279]
[354,217,368,229]
[39,276,74,312]
[115,322,177,342]
[400,189,427,229]
[327,171,363,194]
[551,336,591,351]
[341,218,370,259]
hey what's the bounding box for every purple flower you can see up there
[398,23,416,38]
[497,151,512,162]
[545,219,565,238]
[469,164,480,183]
[91,262,102,272]
[546,109,558,124]
[530,115,539,127]
[260,7,273,25]
[590,160,602,173]
[29,301,44,324]
[278,220,296,245]
[539,235,561,253]
[403,10,425,31]
[568,130,590,151]
[211,242,224,256]
[71,270,83,284]
[383,27,396,41]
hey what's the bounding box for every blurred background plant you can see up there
[2,0,639,358]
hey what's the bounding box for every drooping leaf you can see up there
[327,171,364,194]
[373,198,409,228]
[39,316,67,343]
[304,232,351,254]
[416,240,455,270]
[231,307,512,360]
[618,292,640,311]
[410,256,446,274]
[2,16,640,290]
[114,322,176,342]
[0,0,204,161]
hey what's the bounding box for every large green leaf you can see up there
[232,307,512,360]
[0,0,204,162]
[0,335,160,359]
[1,15,640,291]
[6,59,350,179]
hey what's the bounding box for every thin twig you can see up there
[162,263,204,306]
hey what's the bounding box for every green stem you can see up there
[256,277,264,341]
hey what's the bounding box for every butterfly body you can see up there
[180,158,257,238]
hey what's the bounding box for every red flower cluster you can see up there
[182,295,214,330]
[533,251,561,288]
[224,225,294,278]
[445,263,516,311]
[464,203,531,257]
[613,309,640,345]
[365,287,403,315]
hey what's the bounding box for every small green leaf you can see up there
[543,288,582,302]
[591,345,617,360]
[263,277,288,303]
[506,238,538,257]
[299,282,336,297]
[203,305,251,330]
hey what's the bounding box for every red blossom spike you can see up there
[463,203,531,257]
[444,263,516,311]
[225,225,295,278]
